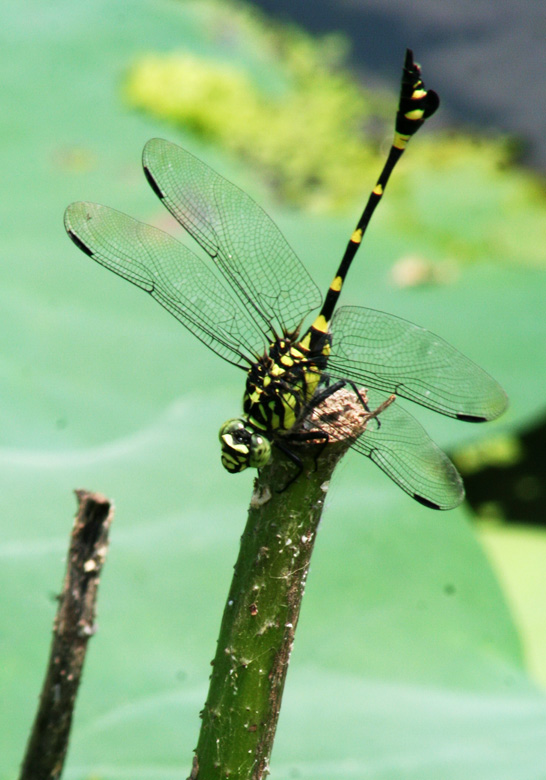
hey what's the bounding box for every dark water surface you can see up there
[249,0,546,172]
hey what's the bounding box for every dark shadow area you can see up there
[462,416,546,525]
[248,0,546,171]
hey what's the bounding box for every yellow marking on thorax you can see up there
[249,413,267,430]
[304,370,321,401]
[412,88,427,99]
[269,393,296,431]
[278,403,297,430]
[298,332,312,350]
[280,354,294,367]
[351,228,363,244]
[290,346,304,360]
[270,362,286,377]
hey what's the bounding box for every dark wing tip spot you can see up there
[456,413,488,423]
[143,165,164,201]
[67,230,93,257]
[413,494,442,510]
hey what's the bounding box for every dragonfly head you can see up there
[219,418,271,472]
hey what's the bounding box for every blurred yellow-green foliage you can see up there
[125,46,381,210]
[125,6,546,270]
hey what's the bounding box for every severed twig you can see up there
[19,490,114,780]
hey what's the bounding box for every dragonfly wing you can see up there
[328,305,507,421]
[142,138,322,338]
[64,201,266,366]
[349,390,465,510]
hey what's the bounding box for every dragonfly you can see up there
[64,50,507,510]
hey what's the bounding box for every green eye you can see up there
[218,419,271,473]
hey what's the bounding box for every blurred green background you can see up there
[2,1,546,778]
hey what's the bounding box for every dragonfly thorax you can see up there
[242,336,323,437]
[219,334,327,475]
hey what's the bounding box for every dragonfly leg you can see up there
[274,428,331,491]
[310,378,377,426]
[306,379,347,412]
[345,381,372,414]
[272,440,304,492]
[286,429,331,475]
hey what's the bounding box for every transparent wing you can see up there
[142,138,322,338]
[328,305,507,421]
[314,388,464,510]
[64,201,268,367]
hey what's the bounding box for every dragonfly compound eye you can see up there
[218,419,272,472]
[248,432,271,469]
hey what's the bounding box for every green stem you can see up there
[193,408,358,779]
